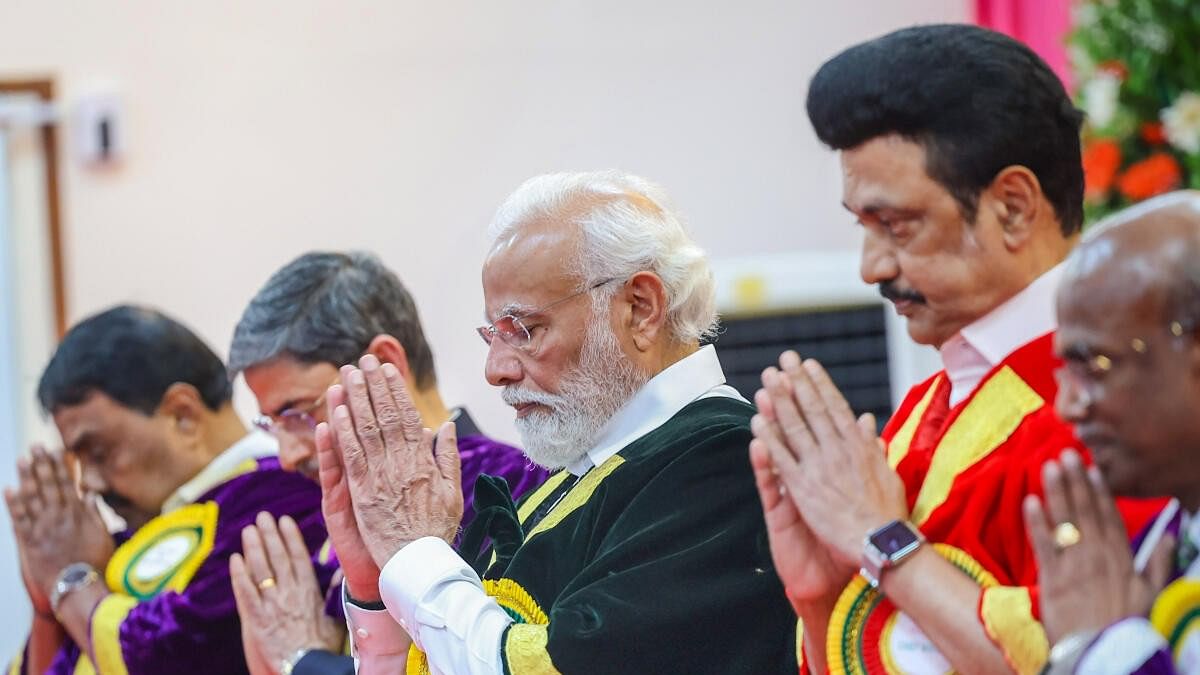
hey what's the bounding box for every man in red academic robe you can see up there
[750,25,1162,675]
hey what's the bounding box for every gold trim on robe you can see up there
[910,367,1043,525]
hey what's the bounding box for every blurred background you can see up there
[4,0,1196,652]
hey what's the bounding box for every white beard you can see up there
[502,317,649,470]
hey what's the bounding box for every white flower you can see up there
[1073,3,1098,30]
[1082,73,1121,129]
[1069,45,1095,76]
[1136,24,1171,54]
[1162,92,1200,155]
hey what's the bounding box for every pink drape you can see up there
[975,0,1073,90]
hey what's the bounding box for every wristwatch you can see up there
[280,648,312,675]
[860,520,926,588]
[50,562,100,615]
[1042,630,1097,674]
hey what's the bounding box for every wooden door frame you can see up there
[0,78,67,338]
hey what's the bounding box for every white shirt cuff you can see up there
[1076,616,1169,674]
[377,537,483,645]
[376,536,511,674]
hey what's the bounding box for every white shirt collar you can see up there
[939,263,1063,406]
[566,344,746,476]
[161,430,279,513]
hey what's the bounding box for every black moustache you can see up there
[879,282,927,305]
[101,491,134,510]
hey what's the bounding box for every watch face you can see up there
[63,567,93,584]
[869,521,920,557]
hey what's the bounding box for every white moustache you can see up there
[501,387,564,409]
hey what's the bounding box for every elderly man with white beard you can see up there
[315,170,798,674]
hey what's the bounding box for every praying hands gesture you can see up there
[752,352,908,573]
[1024,450,1174,645]
[750,400,855,607]
[750,352,908,673]
[4,445,114,607]
[315,355,463,602]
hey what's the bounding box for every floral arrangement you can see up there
[1071,0,1200,222]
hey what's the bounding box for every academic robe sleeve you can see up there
[971,424,1164,674]
[45,469,332,675]
[1073,618,1177,675]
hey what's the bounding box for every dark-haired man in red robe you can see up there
[752,24,1163,675]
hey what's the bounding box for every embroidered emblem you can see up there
[829,543,997,675]
[106,502,219,600]
[880,611,952,674]
[1151,578,1200,669]
[131,531,200,583]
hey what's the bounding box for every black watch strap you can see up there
[291,650,355,675]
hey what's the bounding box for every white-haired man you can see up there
[317,171,797,673]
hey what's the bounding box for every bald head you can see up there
[1064,191,1200,329]
[1055,191,1200,506]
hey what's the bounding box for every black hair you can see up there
[806,24,1084,235]
[38,305,233,415]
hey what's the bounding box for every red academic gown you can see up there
[818,332,1163,675]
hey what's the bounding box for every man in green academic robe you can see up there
[315,170,798,674]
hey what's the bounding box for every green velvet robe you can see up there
[471,396,797,674]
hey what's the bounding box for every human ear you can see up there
[622,272,669,351]
[366,334,413,382]
[157,382,205,436]
[986,166,1043,250]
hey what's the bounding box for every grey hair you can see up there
[488,170,719,343]
[229,251,437,387]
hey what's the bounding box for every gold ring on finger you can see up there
[258,577,276,591]
[1053,521,1082,549]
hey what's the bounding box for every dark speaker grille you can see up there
[711,305,892,425]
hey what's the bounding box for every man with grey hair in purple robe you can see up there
[226,251,546,675]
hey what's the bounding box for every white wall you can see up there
[0,0,966,646]
[0,97,74,650]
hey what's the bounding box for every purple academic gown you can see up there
[23,456,335,675]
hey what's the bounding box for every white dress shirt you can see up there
[938,264,1063,406]
[344,345,743,674]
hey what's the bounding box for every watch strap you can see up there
[280,648,313,675]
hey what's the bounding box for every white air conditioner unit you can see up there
[710,251,941,410]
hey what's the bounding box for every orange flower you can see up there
[1116,153,1182,201]
[1098,60,1128,81]
[1140,122,1167,145]
[1082,139,1122,200]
